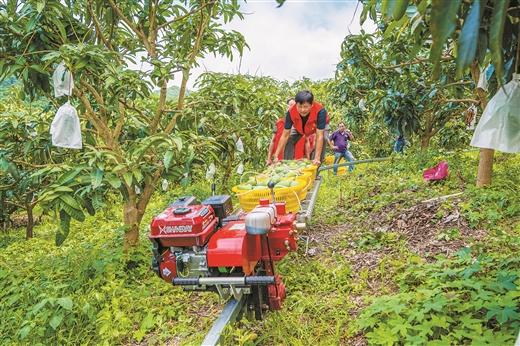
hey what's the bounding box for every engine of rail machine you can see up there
[149,192,298,319]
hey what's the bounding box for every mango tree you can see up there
[333,30,476,152]
[180,73,287,187]
[0,0,246,250]
[360,0,520,186]
[0,86,101,242]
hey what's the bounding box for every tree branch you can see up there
[107,0,153,55]
[87,0,114,50]
[444,98,480,104]
[380,56,454,70]
[118,98,151,124]
[147,0,159,54]
[5,200,24,209]
[149,79,168,134]
[80,80,107,115]
[441,80,473,88]
[75,89,115,147]
[157,0,216,30]
[165,4,213,133]
[12,160,60,168]
[114,100,126,140]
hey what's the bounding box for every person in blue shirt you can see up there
[328,122,355,175]
[394,134,405,153]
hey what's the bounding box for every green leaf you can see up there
[489,0,510,82]
[391,0,409,21]
[430,0,462,78]
[56,297,73,311]
[132,168,143,183]
[496,272,517,290]
[422,295,447,312]
[49,313,64,330]
[61,202,85,222]
[456,0,481,77]
[30,64,48,75]
[56,210,71,246]
[59,194,82,211]
[172,137,183,151]
[134,312,156,342]
[57,168,83,185]
[163,150,174,172]
[105,175,122,189]
[486,305,520,324]
[7,162,20,180]
[83,198,96,216]
[36,1,45,13]
[55,21,67,42]
[476,31,488,65]
[19,325,31,339]
[91,168,103,189]
[123,172,133,187]
[0,157,8,171]
[360,4,370,25]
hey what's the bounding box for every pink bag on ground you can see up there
[423,161,449,181]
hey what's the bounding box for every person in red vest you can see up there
[273,90,328,165]
[267,98,295,165]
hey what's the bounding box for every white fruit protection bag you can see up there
[52,62,74,97]
[471,74,520,153]
[50,101,82,149]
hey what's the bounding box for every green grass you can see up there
[1,150,519,345]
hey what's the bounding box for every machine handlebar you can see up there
[173,276,275,286]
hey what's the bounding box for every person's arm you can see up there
[273,129,291,163]
[328,132,337,150]
[304,138,311,159]
[266,134,276,165]
[313,129,324,165]
[346,130,354,140]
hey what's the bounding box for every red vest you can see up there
[288,102,328,136]
[288,102,328,159]
[271,118,285,160]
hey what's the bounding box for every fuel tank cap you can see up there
[173,207,191,215]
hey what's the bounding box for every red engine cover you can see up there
[149,205,218,247]
[206,221,262,275]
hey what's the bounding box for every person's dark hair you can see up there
[286,97,295,104]
[338,122,345,127]
[294,90,314,104]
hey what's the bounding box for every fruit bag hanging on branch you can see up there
[470,74,520,153]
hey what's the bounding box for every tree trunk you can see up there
[25,204,34,239]
[476,148,494,187]
[474,75,492,187]
[420,133,432,150]
[221,151,235,191]
[123,198,140,251]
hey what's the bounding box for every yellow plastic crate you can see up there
[232,177,310,212]
[324,155,347,175]
[302,164,318,179]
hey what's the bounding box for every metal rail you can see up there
[297,176,322,224]
[318,157,392,173]
[201,296,246,346]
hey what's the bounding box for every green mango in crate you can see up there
[237,184,253,190]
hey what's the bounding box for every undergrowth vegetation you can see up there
[1,151,519,345]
